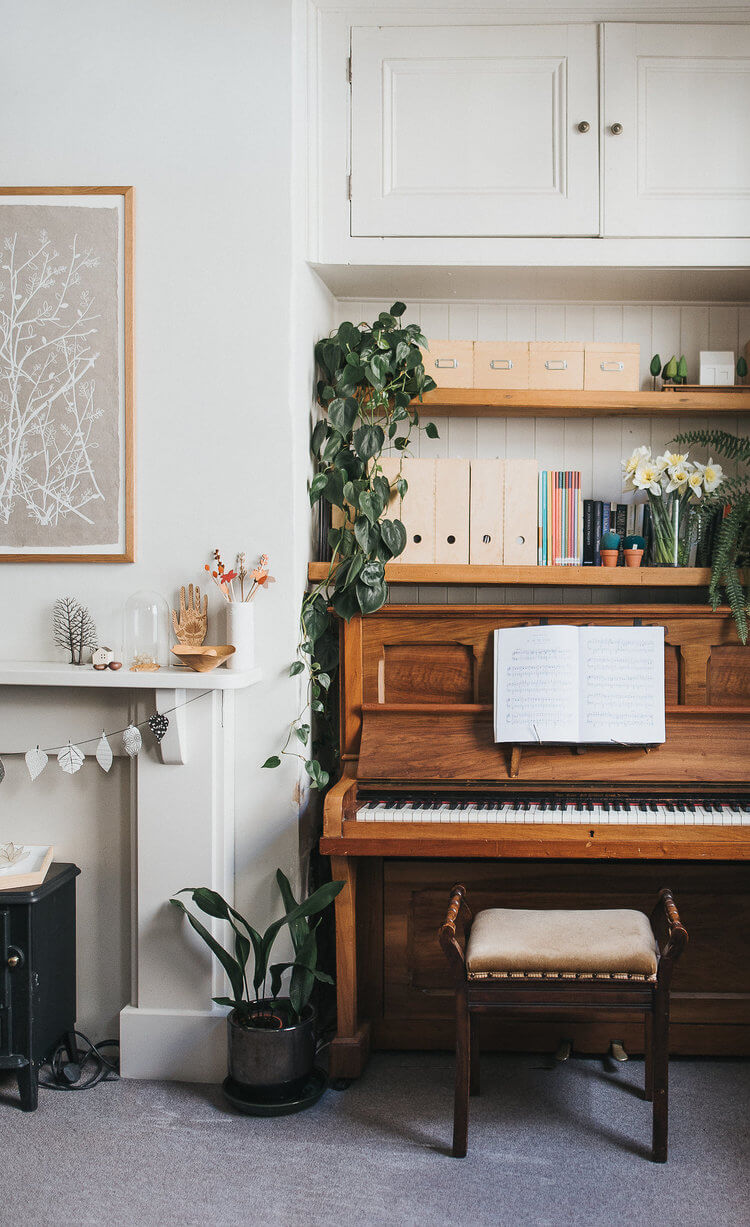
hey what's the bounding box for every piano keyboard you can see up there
[356,797,750,826]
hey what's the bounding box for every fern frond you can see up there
[673,429,750,465]
[723,565,748,644]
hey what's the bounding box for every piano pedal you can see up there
[554,1038,573,1063]
[610,1040,629,1063]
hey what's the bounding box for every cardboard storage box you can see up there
[473,341,529,389]
[528,341,584,390]
[422,339,474,389]
[584,342,640,392]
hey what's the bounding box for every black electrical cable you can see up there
[38,1031,120,1091]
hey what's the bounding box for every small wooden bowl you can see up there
[170,645,236,673]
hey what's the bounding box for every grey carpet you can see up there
[0,1052,748,1227]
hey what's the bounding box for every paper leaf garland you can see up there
[148,712,169,743]
[58,742,85,775]
[25,747,49,782]
[96,733,113,773]
[122,725,142,758]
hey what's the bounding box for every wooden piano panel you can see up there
[709,646,750,705]
[380,643,475,704]
[377,860,750,1056]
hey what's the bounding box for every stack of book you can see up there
[583,500,649,566]
[537,471,583,565]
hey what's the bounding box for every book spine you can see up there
[537,472,543,565]
[593,500,603,565]
[578,482,583,565]
[583,499,594,564]
[601,501,611,538]
[642,503,653,565]
[615,503,627,563]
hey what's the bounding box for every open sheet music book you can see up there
[493,624,666,745]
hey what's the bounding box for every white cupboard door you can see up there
[350,25,599,238]
[603,23,750,237]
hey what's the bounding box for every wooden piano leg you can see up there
[329,855,371,1081]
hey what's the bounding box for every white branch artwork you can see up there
[0,229,104,528]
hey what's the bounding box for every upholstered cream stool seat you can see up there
[440,888,688,1163]
[466,907,660,980]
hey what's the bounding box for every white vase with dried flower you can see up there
[204,549,274,673]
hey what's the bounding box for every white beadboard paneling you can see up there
[679,305,710,383]
[449,304,478,340]
[506,304,536,342]
[447,416,477,457]
[476,304,507,341]
[535,304,566,341]
[564,305,594,342]
[476,416,508,458]
[738,306,750,357]
[622,305,653,390]
[505,417,536,459]
[652,307,681,372]
[591,417,625,503]
[708,305,739,355]
[564,418,593,499]
[419,303,451,340]
[593,305,623,342]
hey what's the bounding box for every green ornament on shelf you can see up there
[601,530,621,549]
[737,356,748,383]
[662,355,678,383]
[624,534,646,550]
[677,355,688,385]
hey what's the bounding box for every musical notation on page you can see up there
[493,624,665,745]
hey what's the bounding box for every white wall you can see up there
[1,0,332,1036]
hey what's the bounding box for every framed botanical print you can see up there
[0,186,134,562]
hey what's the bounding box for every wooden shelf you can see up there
[413,388,750,418]
[308,563,711,587]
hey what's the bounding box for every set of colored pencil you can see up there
[537,471,583,566]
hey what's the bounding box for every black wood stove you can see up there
[0,862,80,1110]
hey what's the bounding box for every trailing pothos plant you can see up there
[262,302,438,789]
[674,428,750,643]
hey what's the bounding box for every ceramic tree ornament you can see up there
[58,742,85,775]
[122,725,142,758]
[148,712,169,743]
[25,747,49,782]
[96,732,113,773]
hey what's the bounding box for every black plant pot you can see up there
[227,999,316,1096]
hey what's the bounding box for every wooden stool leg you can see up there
[644,1012,653,1102]
[452,986,470,1158]
[652,995,669,1162]
[470,1013,480,1097]
[17,1062,38,1112]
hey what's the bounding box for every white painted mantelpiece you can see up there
[0,662,262,1082]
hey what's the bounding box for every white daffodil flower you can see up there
[665,465,691,493]
[687,470,704,498]
[694,458,724,493]
[633,462,663,495]
[657,450,689,473]
[622,445,651,478]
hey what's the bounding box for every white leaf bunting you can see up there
[58,742,85,775]
[96,733,113,773]
[122,724,142,758]
[25,747,49,782]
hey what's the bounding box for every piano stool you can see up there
[439,885,688,1162]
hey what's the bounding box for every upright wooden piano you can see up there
[321,604,750,1078]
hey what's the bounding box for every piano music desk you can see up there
[321,605,750,1079]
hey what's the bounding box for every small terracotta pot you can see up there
[600,549,619,567]
[623,548,644,568]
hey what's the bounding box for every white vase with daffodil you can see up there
[622,446,724,565]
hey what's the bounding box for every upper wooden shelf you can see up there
[413,388,750,418]
[308,563,711,587]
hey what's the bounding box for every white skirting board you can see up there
[119,1006,229,1082]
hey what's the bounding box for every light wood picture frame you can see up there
[0,186,134,562]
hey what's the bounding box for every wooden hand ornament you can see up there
[172,584,208,646]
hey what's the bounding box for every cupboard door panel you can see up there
[351,25,599,238]
[603,23,750,237]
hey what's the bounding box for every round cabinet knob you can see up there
[610,122,624,135]
[577,121,590,133]
[7,955,19,969]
